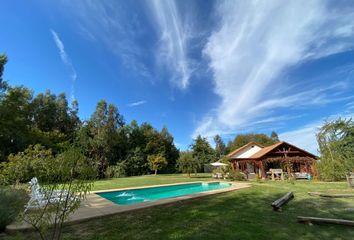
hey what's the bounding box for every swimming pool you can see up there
[97,182,232,205]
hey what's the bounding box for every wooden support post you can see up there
[236,161,239,173]
[259,160,266,179]
[271,169,275,181]
[231,161,235,173]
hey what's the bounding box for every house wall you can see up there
[230,145,262,158]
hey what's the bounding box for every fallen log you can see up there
[308,192,354,198]
[271,192,294,211]
[298,216,354,226]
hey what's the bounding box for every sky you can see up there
[1,0,354,154]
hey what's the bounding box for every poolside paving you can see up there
[6,181,251,233]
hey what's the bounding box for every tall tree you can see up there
[214,135,226,159]
[271,131,279,142]
[177,151,200,177]
[190,135,215,171]
[79,100,124,178]
[0,87,33,162]
[31,90,57,132]
[0,54,8,92]
[317,118,354,181]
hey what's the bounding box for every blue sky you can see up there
[1,0,354,153]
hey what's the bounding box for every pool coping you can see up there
[92,180,226,193]
[6,181,251,233]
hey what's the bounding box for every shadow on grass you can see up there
[4,182,354,240]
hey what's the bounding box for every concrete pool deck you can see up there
[6,181,251,233]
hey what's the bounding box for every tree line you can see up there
[0,53,286,182]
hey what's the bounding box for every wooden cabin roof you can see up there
[228,141,317,160]
[226,141,264,158]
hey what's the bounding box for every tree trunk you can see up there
[155,169,157,175]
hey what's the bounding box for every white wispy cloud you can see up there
[194,0,354,138]
[60,1,152,81]
[148,0,192,89]
[50,29,77,101]
[279,111,354,154]
[127,100,147,107]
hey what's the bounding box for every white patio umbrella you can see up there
[210,162,227,167]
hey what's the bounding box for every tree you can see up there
[0,54,8,92]
[125,147,148,176]
[176,151,200,177]
[148,154,168,175]
[190,135,215,172]
[79,100,125,178]
[316,118,354,181]
[214,135,226,159]
[1,144,54,184]
[0,86,33,162]
[226,133,278,154]
[270,131,279,142]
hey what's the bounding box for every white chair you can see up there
[25,177,75,212]
[30,177,69,197]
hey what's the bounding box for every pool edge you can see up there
[6,182,251,233]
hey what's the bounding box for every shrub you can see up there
[1,144,54,184]
[105,162,127,178]
[22,147,96,240]
[0,187,27,231]
[229,172,247,181]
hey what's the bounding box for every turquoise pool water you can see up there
[97,182,231,205]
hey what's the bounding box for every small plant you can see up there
[0,187,27,231]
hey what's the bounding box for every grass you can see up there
[3,174,354,240]
[92,173,212,191]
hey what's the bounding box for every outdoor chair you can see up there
[294,172,310,180]
[25,177,75,212]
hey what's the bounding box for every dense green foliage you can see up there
[226,132,279,154]
[0,187,27,231]
[0,54,285,180]
[190,135,216,171]
[176,152,200,177]
[0,144,54,184]
[105,162,127,178]
[0,86,80,162]
[147,154,168,175]
[317,118,354,181]
[0,55,179,179]
[0,54,7,91]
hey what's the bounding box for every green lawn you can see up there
[4,175,354,240]
[92,173,212,191]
